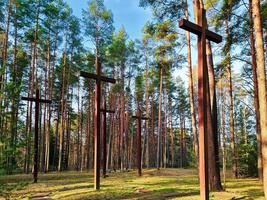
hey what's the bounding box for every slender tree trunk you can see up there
[169,97,174,167]
[179,113,184,168]
[120,63,125,170]
[225,20,237,179]
[86,87,91,169]
[163,97,167,168]
[221,80,226,188]
[77,80,81,171]
[0,0,12,139]
[10,7,18,174]
[249,0,263,182]
[107,112,113,171]
[45,37,51,172]
[151,96,155,167]
[185,0,198,167]
[145,46,149,168]
[157,67,163,170]
[58,50,67,171]
[252,0,267,197]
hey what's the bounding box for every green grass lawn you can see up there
[0,168,264,200]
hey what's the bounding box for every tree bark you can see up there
[220,78,227,188]
[169,97,174,167]
[58,50,67,171]
[249,0,263,182]
[185,0,198,165]
[157,67,163,170]
[145,45,150,168]
[207,42,222,190]
[252,0,267,197]
[225,19,237,179]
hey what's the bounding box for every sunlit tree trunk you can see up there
[163,96,167,168]
[179,112,184,168]
[252,0,267,197]
[0,0,11,138]
[169,97,174,167]
[157,67,163,170]
[185,0,198,164]
[225,19,237,179]
[249,0,262,182]
[151,96,155,167]
[220,79,226,188]
[145,46,150,168]
[10,5,18,174]
[58,49,67,171]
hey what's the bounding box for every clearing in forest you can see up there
[0,168,264,200]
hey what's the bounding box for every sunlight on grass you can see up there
[0,168,264,200]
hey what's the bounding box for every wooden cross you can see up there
[79,60,116,190]
[132,108,149,177]
[179,8,222,200]
[21,88,52,183]
[100,101,115,178]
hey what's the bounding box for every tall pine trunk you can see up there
[157,67,163,170]
[249,0,262,182]
[252,0,267,197]
[145,45,149,168]
[185,0,198,164]
[225,19,237,179]
[58,50,67,171]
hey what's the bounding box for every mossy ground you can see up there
[0,168,264,200]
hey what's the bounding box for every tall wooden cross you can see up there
[179,8,222,200]
[100,101,115,178]
[79,60,116,190]
[21,88,52,183]
[132,108,149,176]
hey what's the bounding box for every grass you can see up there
[0,168,264,200]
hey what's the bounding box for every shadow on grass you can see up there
[54,189,200,200]
[245,188,264,198]
[0,181,30,199]
[226,179,261,189]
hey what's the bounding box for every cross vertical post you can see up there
[21,88,52,183]
[79,59,116,190]
[197,8,209,200]
[132,108,149,176]
[101,101,115,178]
[179,7,222,200]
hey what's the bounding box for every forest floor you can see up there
[0,168,264,200]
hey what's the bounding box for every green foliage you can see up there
[82,0,114,58]
[135,72,144,103]
[106,27,128,64]
[139,0,185,20]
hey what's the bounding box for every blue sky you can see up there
[65,0,152,40]
[65,0,193,83]
[64,0,231,83]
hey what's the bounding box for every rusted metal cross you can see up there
[132,108,149,177]
[79,59,116,190]
[21,88,52,183]
[179,8,222,200]
[100,101,115,178]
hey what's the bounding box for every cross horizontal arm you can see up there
[100,109,115,114]
[79,71,116,84]
[179,19,222,44]
[21,97,52,104]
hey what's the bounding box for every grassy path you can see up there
[0,169,264,200]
